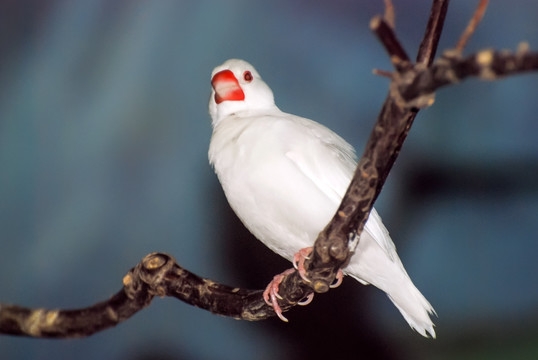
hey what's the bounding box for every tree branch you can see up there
[2,0,538,338]
[455,0,489,53]
[396,44,538,107]
[417,0,449,65]
[0,253,289,337]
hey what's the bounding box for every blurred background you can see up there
[1,0,537,359]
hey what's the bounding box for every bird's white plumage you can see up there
[208,59,436,337]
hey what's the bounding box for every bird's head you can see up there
[209,59,276,126]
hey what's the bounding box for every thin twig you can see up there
[373,68,394,78]
[384,0,396,29]
[455,0,489,53]
[370,16,411,71]
[417,0,450,65]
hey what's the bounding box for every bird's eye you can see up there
[243,71,253,82]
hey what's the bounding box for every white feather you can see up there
[208,59,436,338]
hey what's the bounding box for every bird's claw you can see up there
[293,247,313,283]
[297,292,314,306]
[330,269,344,288]
[293,247,344,288]
[263,247,343,322]
[263,269,295,322]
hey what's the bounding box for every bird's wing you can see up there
[283,116,356,205]
[284,115,400,263]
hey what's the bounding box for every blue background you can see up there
[1,1,537,359]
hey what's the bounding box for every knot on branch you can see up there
[391,65,437,110]
[123,252,176,299]
[303,224,352,293]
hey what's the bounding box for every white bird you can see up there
[208,59,436,338]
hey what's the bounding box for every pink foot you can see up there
[263,246,344,322]
[293,247,344,288]
[263,268,315,322]
[263,269,295,322]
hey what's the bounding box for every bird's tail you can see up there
[345,231,436,338]
[382,273,436,338]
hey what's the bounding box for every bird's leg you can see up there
[263,268,315,322]
[293,247,344,288]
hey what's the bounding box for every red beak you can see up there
[211,70,245,104]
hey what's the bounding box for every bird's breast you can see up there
[209,116,343,260]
